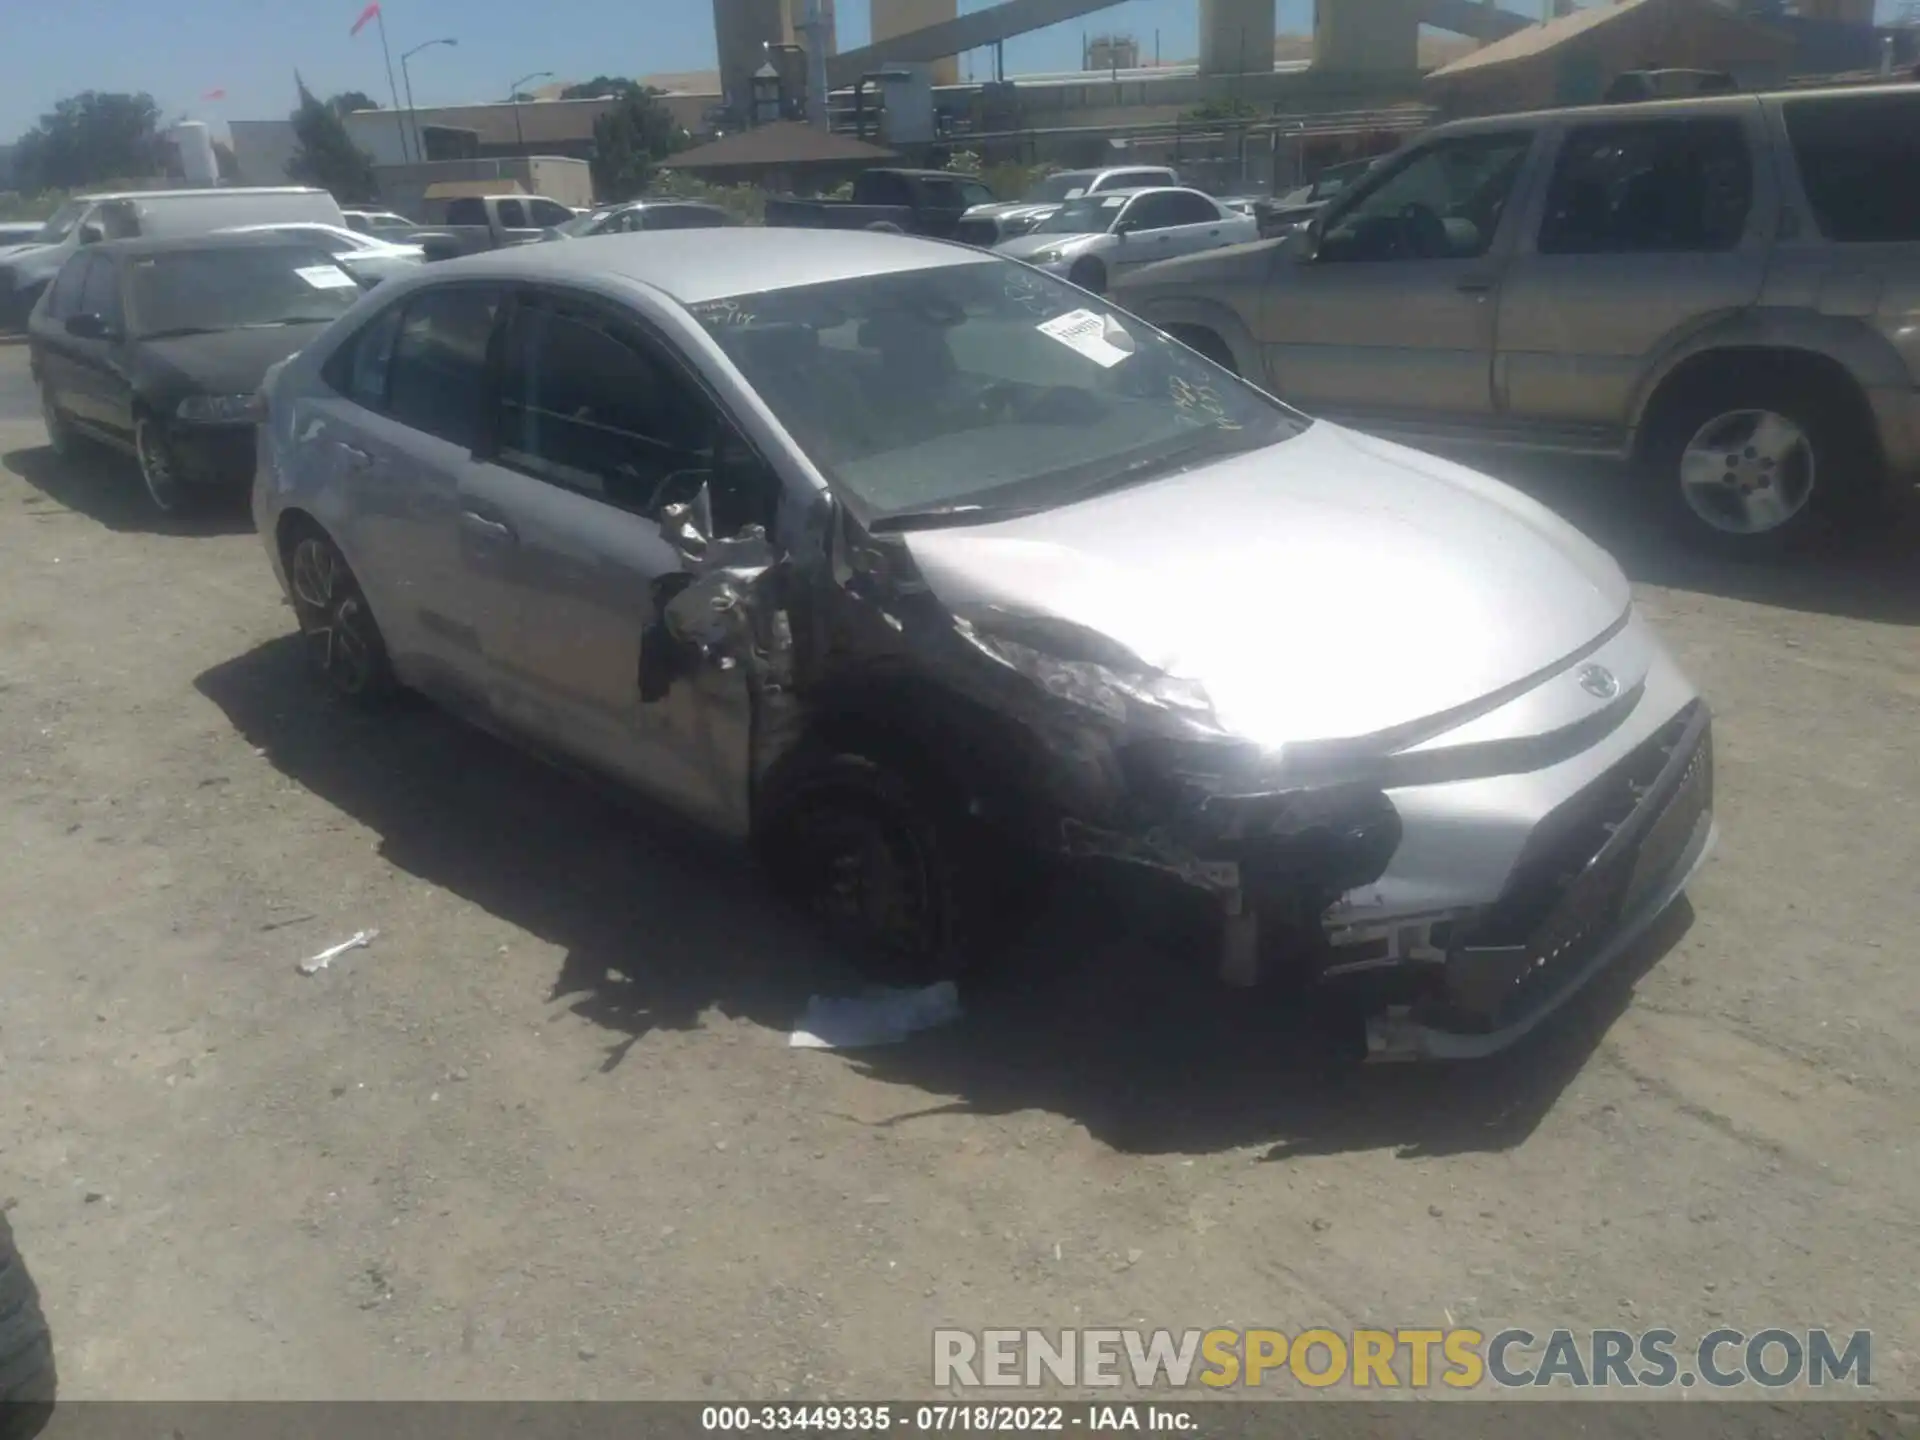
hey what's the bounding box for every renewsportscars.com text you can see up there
[933,1327,1872,1391]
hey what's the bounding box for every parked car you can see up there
[29,232,363,513]
[0,186,345,330]
[411,193,579,260]
[764,169,995,241]
[544,200,735,240]
[1115,82,1920,555]
[0,221,44,247]
[0,1211,55,1438]
[218,221,426,288]
[960,165,1181,245]
[341,208,421,239]
[251,229,1713,1060]
[994,187,1259,294]
[1257,156,1382,235]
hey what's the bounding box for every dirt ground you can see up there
[0,341,1916,1407]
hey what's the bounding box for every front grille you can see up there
[1441,702,1712,1030]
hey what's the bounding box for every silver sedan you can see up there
[252,230,1715,1059]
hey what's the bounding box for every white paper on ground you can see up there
[295,265,359,290]
[1036,308,1133,368]
[789,981,962,1049]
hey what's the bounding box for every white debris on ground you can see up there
[297,928,379,975]
[788,981,962,1049]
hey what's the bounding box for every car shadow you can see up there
[2,442,255,537]
[1489,455,1920,628]
[195,635,1688,1159]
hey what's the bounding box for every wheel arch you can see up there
[1126,295,1265,385]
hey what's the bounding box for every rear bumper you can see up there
[1365,701,1715,1061]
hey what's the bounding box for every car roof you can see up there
[78,186,325,203]
[422,228,990,304]
[88,231,327,259]
[1431,78,1919,138]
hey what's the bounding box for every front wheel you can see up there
[134,414,200,515]
[1067,257,1107,295]
[1645,373,1874,556]
[284,529,396,705]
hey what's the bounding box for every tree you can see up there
[587,88,691,202]
[561,76,646,101]
[287,74,378,202]
[329,90,380,116]
[10,91,163,191]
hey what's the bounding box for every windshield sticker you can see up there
[1168,374,1244,431]
[295,265,358,290]
[1036,308,1134,368]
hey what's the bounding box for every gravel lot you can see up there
[0,340,1915,1409]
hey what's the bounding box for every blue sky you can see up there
[0,0,1324,140]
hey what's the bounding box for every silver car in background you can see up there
[995,187,1259,295]
[253,230,1714,1059]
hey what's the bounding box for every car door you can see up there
[64,253,132,433]
[306,283,505,707]
[1256,127,1542,424]
[457,287,780,837]
[32,255,94,422]
[1493,108,1770,446]
[1109,192,1192,277]
[1157,190,1240,260]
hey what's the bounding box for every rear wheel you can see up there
[1067,257,1107,295]
[1643,367,1876,556]
[0,1213,57,1440]
[284,527,396,706]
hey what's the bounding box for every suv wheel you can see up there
[1646,371,1872,555]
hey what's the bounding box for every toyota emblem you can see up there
[1578,664,1620,700]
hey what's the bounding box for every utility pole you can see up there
[796,0,830,126]
[508,70,555,152]
[401,37,459,164]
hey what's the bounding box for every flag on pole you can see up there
[202,88,227,100]
[350,2,381,36]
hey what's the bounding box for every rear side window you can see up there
[385,286,502,448]
[854,172,912,207]
[495,199,529,229]
[1783,95,1920,243]
[1538,118,1752,255]
[46,255,92,320]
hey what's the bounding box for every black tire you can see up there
[1067,257,1107,295]
[0,1213,57,1440]
[133,412,204,516]
[758,747,1023,989]
[35,378,76,459]
[1169,325,1237,375]
[1642,366,1877,558]
[282,525,397,706]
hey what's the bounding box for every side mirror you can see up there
[78,223,105,246]
[657,480,716,559]
[1296,216,1324,261]
[65,312,117,341]
[418,234,463,263]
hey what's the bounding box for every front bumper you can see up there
[1365,699,1715,1060]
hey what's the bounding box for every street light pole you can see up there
[507,70,555,152]
[400,37,459,165]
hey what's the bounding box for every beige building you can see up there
[871,0,959,86]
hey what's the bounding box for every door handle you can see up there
[461,509,515,542]
[339,443,375,470]
[1209,228,1220,236]
[1456,280,1495,297]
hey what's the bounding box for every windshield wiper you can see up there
[870,501,1053,532]
[138,325,225,339]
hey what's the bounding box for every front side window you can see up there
[958,181,994,208]
[126,245,357,338]
[1035,194,1130,235]
[33,201,87,246]
[1118,193,1183,231]
[324,303,406,411]
[97,202,141,241]
[1538,118,1751,255]
[1317,132,1533,263]
[691,257,1303,526]
[528,199,574,228]
[495,199,529,229]
[78,255,122,328]
[444,198,486,226]
[46,254,92,320]
[496,300,772,533]
[1784,95,1920,244]
[385,285,502,448]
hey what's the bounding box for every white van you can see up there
[0,187,345,327]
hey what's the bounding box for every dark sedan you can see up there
[27,232,363,513]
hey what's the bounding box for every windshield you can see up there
[128,245,362,338]
[691,258,1304,525]
[33,201,87,246]
[1025,173,1094,204]
[1033,194,1129,235]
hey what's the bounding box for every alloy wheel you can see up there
[1677,408,1816,537]
[134,417,185,514]
[288,536,382,697]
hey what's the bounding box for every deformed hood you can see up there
[899,422,1631,751]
